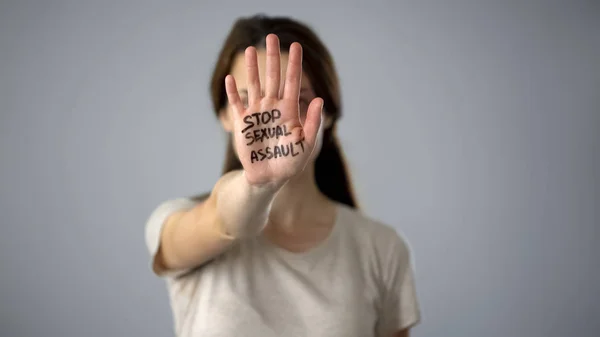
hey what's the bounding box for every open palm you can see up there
[225,34,323,187]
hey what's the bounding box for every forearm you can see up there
[156,170,279,272]
[213,169,280,238]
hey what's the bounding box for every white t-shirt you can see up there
[145,198,421,337]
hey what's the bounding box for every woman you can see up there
[145,14,421,337]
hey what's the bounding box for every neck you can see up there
[268,164,331,232]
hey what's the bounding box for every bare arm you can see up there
[153,170,280,274]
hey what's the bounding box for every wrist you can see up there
[241,170,285,195]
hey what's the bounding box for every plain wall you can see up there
[1,1,598,336]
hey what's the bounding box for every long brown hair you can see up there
[209,14,358,208]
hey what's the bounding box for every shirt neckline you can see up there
[258,202,344,261]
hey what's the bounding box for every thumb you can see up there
[302,98,324,147]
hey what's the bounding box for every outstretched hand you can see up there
[225,34,324,187]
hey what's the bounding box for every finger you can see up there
[302,98,324,147]
[265,34,281,98]
[283,42,302,101]
[245,47,261,105]
[225,75,244,115]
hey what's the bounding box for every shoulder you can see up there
[145,197,200,227]
[147,193,209,219]
[338,204,413,270]
[144,194,208,256]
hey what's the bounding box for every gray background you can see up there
[1,0,598,336]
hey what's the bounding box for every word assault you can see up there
[250,139,305,163]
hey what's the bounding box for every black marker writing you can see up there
[240,108,306,163]
[241,109,282,133]
[245,125,293,145]
[250,139,305,163]
[295,137,305,153]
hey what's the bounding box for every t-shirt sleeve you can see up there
[144,198,200,278]
[377,231,422,335]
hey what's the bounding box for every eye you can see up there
[299,98,309,109]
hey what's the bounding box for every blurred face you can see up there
[220,48,331,160]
